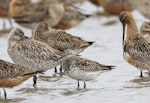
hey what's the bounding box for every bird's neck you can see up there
[126,20,139,39]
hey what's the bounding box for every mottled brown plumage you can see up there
[0,59,41,99]
[7,28,78,86]
[120,11,150,77]
[7,28,71,72]
[33,22,94,53]
[0,59,38,79]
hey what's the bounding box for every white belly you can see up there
[66,67,101,81]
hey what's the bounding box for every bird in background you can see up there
[53,4,92,30]
[0,0,13,30]
[9,0,64,29]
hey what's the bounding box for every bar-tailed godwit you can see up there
[33,22,94,73]
[7,28,77,86]
[120,11,150,77]
[0,59,41,99]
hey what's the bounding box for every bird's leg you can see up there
[33,75,37,89]
[3,19,5,30]
[148,70,150,77]
[139,71,143,78]
[8,18,13,28]
[55,67,57,73]
[59,65,63,73]
[84,81,86,89]
[78,80,80,89]
[3,88,7,99]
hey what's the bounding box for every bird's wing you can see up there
[15,39,63,62]
[75,58,113,72]
[125,35,150,62]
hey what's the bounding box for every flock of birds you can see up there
[0,0,150,100]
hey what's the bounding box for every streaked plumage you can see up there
[61,56,115,89]
[33,22,94,73]
[7,28,76,85]
[33,22,94,53]
[0,59,41,99]
[0,59,39,79]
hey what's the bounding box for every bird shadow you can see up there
[0,97,25,103]
[124,76,150,89]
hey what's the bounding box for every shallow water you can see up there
[0,1,150,103]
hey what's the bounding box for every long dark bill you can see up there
[122,23,126,46]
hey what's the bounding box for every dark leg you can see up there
[78,80,80,89]
[3,20,6,30]
[33,75,37,88]
[139,71,143,78]
[8,18,13,28]
[3,88,7,99]
[55,67,57,73]
[84,81,86,89]
[148,70,150,77]
[59,65,63,73]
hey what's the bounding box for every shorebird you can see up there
[140,22,150,41]
[128,0,150,19]
[120,11,150,77]
[0,59,42,99]
[7,28,78,86]
[61,56,115,89]
[0,0,12,29]
[100,0,134,15]
[33,22,94,73]
[53,5,91,30]
[9,0,64,29]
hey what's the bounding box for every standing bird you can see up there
[33,22,94,73]
[119,11,150,77]
[9,0,64,29]
[53,5,91,30]
[0,59,41,99]
[61,56,115,89]
[7,28,76,87]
